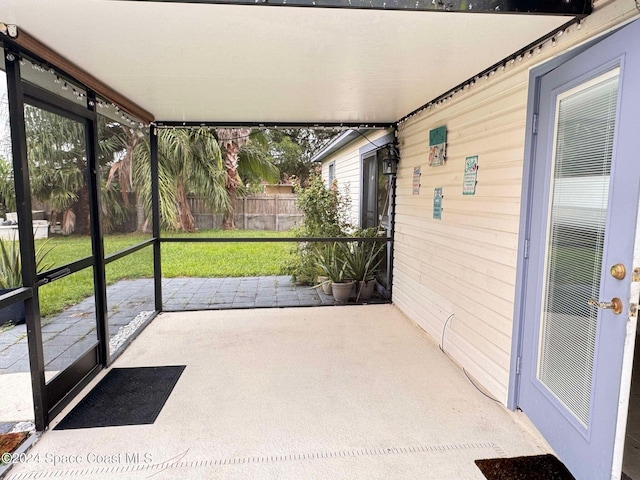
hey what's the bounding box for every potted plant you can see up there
[316,273,332,295]
[344,240,386,301]
[311,244,333,295]
[314,242,353,303]
[0,237,54,326]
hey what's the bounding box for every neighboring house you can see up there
[312,128,395,230]
[261,182,294,195]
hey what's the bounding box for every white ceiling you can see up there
[1,0,570,124]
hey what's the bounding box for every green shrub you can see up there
[293,171,351,237]
[285,171,354,284]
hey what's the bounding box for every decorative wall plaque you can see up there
[463,155,478,195]
[413,167,421,195]
[429,126,447,167]
[433,187,443,220]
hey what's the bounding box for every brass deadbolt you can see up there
[610,264,626,280]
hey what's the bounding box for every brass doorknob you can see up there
[588,297,623,315]
[610,264,626,280]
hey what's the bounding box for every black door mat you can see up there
[55,366,185,430]
[475,454,576,480]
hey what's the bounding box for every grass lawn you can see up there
[161,230,294,277]
[35,230,295,317]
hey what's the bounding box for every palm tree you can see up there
[24,106,138,235]
[20,110,280,234]
[133,128,229,232]
[103,118,143,208]
[100,118,147,233]
[236,131,280,193]
[215,128,280,229]
[24,105,86,234]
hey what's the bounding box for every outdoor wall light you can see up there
[382,145,399,176]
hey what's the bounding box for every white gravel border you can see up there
[109,311,153,354]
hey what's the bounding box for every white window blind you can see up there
[537,69,619,428]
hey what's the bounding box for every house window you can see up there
[328,162,335,187]
[361,151,389,230]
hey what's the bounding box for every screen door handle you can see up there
[588,297,623,315]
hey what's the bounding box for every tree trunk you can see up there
[222,168,238,230]
[221,144,240,230]
[216,128,251,230]
[120,131,138,206]
[106,129,139,205]
[135,193,148,233]
[74,183,91,235]
[175,180,196,233]
[222,210,235,230]
[61,209,76,236]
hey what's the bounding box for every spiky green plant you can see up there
[313,242,349,284]
[344,240,386,283]
[0,238,54,289]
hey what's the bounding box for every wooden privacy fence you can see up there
[187,194,303,231]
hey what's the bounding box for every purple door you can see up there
[517,19,640,480]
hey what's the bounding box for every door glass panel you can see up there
[0,61,34,425]
[24,105,93,267]
[40,266,97,382]
[377,151,389,229]
[537,69,620,427]
[362,154,376,229]
[0,59,21,281]
[23,104,98,383]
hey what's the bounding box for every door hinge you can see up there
[524,239,530,259]
[532,114,539,135]
[516,356,522,375]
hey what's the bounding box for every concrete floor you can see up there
[0,276,385,427]
[4,305,552,480]
[0,276,326,377]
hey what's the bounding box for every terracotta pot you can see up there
[331,281,354,303]
[356,280,376,301]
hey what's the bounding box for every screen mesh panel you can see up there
[537,70,619,428]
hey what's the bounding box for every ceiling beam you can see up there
[155,121,394,129]
[115,0,592,15]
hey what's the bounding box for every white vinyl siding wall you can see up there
[393,2,639,404]
[321,130,392,226]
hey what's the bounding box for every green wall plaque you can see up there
[429,126,447,146]
[429,126,447,167]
